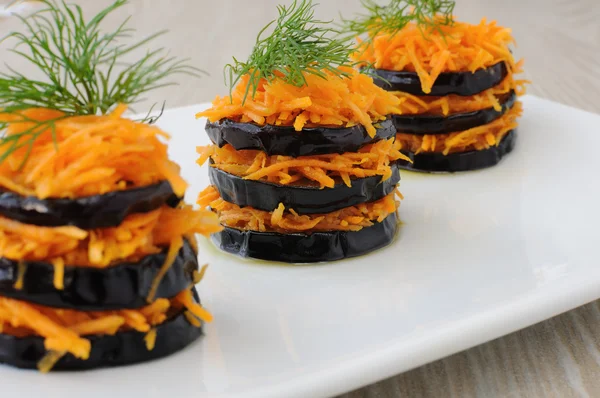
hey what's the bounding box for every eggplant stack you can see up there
[0,0,221,372]
[196,0,409,263]
[344,0,529,172]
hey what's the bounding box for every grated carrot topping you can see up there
[192,264,209,285]
[199,186,400,233]
[0,297,91,360]
[37,350,66,373]
[0,205,222,267]
[184,311,202,327]
[69,316,125,336]
[174,288,213,323]
[0,106,187,199]
[146,235,183,303]
[144,329,157,351]
[198,138,410,189]
[13,261,26,290]
[51,258,65,290]
[396,101,522,155]
[354,18,523,94]
[392,73,528,116]
[0,291,211,369]
[196,67,401,138]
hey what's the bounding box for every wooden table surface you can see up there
[2,0,600,396]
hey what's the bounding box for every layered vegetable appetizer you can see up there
[343,0,528,172]
[0,0,221,371]
[197,0,407,262]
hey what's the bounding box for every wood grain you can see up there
[1,0,599,396]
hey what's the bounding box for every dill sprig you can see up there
[224,0,357,104]
[0,0,203,166]
[341,0,455,41]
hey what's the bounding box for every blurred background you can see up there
[0,0,598,113]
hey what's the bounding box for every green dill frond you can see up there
[224,0,357,104]
[0,0,204,166]
[341,0,455,41]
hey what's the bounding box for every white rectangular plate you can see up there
[4,95,600,398]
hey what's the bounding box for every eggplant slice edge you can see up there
[205,118,396,157]
[0,239,198,310]
[212,212,398,263]
[398,129,517,172]
[0,181,179,229]
[208,161,401,214]
[369,61,508,97]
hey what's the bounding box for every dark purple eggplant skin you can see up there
[0,239,198,311]
[369,61,508,96]
[209,161,400,214]
[0,180,179,229]
[205,118,395,157]
[398,130,516,173]
[212,212,397,263]
[393,91,516,135]
[0,289,203,370]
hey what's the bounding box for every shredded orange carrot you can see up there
[13,261,26,290]
[69,316,125,336]
[396,101,522,155]
[392,74,527,116]
[198,138,410,189]
[37,350,66,373]
[0,105,187,199]
[0,289,210,366]
[51,258,65,290]
[184,311,202,327]
[0,297,91,359]
[354,18,523,94]
[144,329,157,351]
[196,67,401,138]
[199,185,400,233]
[174,288,213,323]
[146,235,184,303]
[0,205,222,267]
[193,264,209,285]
